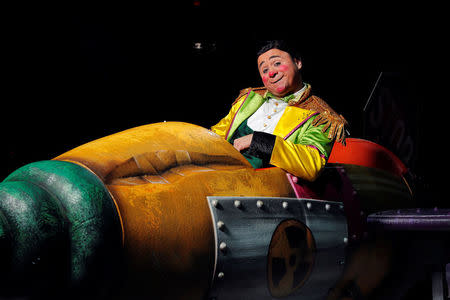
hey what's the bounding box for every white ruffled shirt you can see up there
[247,84,307,134]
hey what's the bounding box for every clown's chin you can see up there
[276,84,287,94]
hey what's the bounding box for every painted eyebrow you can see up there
[259,55,282,68]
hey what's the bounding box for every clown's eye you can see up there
[262,68,269,74]
[274,61,281,67]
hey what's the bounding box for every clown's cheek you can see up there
[279,65,289,72]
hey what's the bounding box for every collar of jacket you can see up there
[263,83,312,106]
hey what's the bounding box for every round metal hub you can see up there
[268,219,316,297]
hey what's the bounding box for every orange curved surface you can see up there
[328,138,408,177]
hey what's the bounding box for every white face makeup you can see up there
[257,48,303,97]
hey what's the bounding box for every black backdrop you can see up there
[2,3,446,203]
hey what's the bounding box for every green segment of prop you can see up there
[0,160,122,296]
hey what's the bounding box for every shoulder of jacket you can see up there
[305,95,332,110]
[304,95,348,144]
[285,105,318,121]
[232,87,267,106]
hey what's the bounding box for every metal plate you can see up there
[207,197,348,300]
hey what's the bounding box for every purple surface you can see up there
[367,208,450,231]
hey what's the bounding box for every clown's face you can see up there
[257,48,303,97]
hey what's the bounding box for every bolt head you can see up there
[282,201,289,209]
[219,242,227,251]
[217,221,225,230]
[256,200,264,208]
[234,200,241,208]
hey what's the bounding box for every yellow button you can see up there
[264,124,267,127]
[267,116,272,119]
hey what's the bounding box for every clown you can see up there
[211,40,347,181]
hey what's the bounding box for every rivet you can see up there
[212,200,219,208]
[256,200,264,208]
[31,257,40,265]
[282,201,289,209]
[325,204,331,211]
[306,202,312,210]
[352,234,357,239]
[219,242,227,252]
[352,190,357,196]
[360,211,364,216]
[234,200,242,209]
[217,272,225,279]
[343,237,348,244]
[217,221,225,231]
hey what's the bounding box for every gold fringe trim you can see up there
[311,111,348,144]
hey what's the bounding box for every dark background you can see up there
[1,2,446,203]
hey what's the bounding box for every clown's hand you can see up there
[233,134,253,152]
